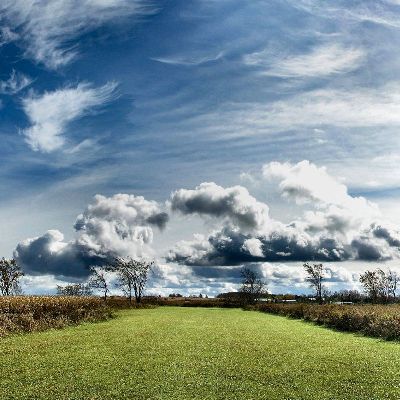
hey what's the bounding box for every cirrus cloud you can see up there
[22,81,118,152]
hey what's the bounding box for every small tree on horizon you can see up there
[88,266,111,301]
[239,266,267,305]
[112,257,154,303]
[56,283,92,296]
[304,262,325,304]
[360,269,399,303]
[0,258,24,296]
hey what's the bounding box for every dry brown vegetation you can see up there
[0,296,113,337]
[253,302,400,340]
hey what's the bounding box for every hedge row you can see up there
[0,296,114,337]
[253,303,400,340]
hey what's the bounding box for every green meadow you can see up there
[1,307,400,400]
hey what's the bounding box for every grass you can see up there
[1,307,400,400]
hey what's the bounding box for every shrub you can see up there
[0,296,113,337]
[254,303,400,340]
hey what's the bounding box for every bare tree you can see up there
[0,258,24,296]
[239,267,267,305]
[304,263,325,304]
[88,266,110,301]
[112,257,154,304]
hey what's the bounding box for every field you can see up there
[1,307,400,399]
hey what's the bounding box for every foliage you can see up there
[0,296,113,337]
[239,266,266,305]
[1,307,400,399]
[254,302,400,340]
[303,262,324,303]
[56,283,92,296]
[0,258,24,296]
[111,257,154,303]
[88,266,110,301]
[360,269,399,303]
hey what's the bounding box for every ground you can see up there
[1,307,400,399]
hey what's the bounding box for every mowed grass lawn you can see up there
[1,308,400,400]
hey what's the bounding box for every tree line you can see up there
[0,256,153,304]
[0,255,399,304]
[304,262,399,304]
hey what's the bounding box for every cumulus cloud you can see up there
[22,82,117,152]
[0,0,154,69]
[169,182,270,232]
[167,161,400,266]
[261,263,359,289]
[15,193,168,278]
[244,43,364,78]
[0,70,32,95]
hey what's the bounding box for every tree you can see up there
[88,266,110,301]
[359,270,382,303]
[0,258,24,296]
[304,263,325,304]
[56,283,92,296]
[112,257,154,303]
[239,267,267,305]
[360,269,399,303]
[386,269,398,301]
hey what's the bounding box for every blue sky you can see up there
[2,0,400,295]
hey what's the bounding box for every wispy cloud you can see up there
[184,83,400,139]
[0,26,18,46]
[22,82,118,152]
[244,44,364,78]
[0,70,32,95]
[152,51,224,66]
[291,0,400,29]
[0,0,155,69]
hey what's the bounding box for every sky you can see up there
[1,0,400,296]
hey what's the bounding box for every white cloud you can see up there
[290,1,400,30]
[152,51,224,66]
[15,193,168,278]
[0,0,154,69]
[169,182,270,232]
[242,238,264,257]
[22,82,117,152]
[167,161,400,266]
[0,26,18,46]
[244,44,364,78]
[0,70,32,95]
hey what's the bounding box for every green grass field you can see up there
[1,307,400,400]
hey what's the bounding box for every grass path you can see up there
[1,307,400,399]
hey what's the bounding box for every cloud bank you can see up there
[15,161,400,283]
[168,161,400,266]
[15,194,168,278]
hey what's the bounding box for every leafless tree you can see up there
[112,257,154,303]
[88,266,110,301]
[239,267,267,305]
[304,263,325,304]
[0,258,24,296]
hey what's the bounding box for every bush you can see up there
[254,303,400,340]
[0,296,113,337]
